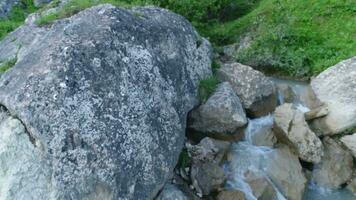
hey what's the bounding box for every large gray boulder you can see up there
[0,4,212,200]
[312,137,354,189]
[273,103,323,163]
[188,82,247,140]
[311,57,356,135]
[217,62,277,117]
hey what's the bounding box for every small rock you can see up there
[273,103,323,163]
[216,190,246,200]
[277,84,296,104]
[244,170,278,200]
[156,184,188,200]
[313,137,353,189]
[190,162,226,195]
[340,133,356,158]
[265,145,307,200]
[188,82,247,140]
[304,104,329,121]
[217,62,277,117]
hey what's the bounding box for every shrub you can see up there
[0,58,17,73]
[198,76,220,102]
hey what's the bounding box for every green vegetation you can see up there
[207,0,356,78]
[176,148,190,169]
[1,0,355,78]
[0,58,17,73]
[198,76,220,102]
[0,0,38,40]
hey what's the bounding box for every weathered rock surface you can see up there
[0,5,212,200]
[217,62,277,117]
[0,0,20,18]
[156,184,188,200]
[340,133,356,158]
[265,146,307,200]
[304,105,328,121]
[216,190,246,200]
[273,103,323,163]
[311,57,356,135]
[244,170,278,200]
[187,138,229,196]
[277,84,296,104]
[0,108,51,200]
[312,137,353,188]
[188,82,247,139]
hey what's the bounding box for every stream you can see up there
[225,78,356,200]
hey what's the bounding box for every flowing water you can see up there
[225,78,356,200]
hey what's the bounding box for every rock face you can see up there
[273,103,323,163]
[312,137,354,188]
[0,5,212,200]
[156,184,188,200]
[311,57,356,135]
[340,133,356,158]
[277,84,296,104]
[265,146,307,200]
[188,82,247,139]
[217,62,277,117]
[0,0,20,18]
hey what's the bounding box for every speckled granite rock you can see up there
[311,57,356,135]
[0,0,20,18]
[0,4,212,200]
[217,62,277,117]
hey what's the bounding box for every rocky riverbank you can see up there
[0,1,355,200]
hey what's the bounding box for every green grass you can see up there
[198,76,220,102]
[0,58,17,73]
[0,0,38,40]
[206,0,356,78]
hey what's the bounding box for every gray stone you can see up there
[265,146,307,200]
[244,170,278,200]
[304,104,329,121]
[311,57,356,135]
[277,84,296,104]
[0,5,212,200]
[340,133,356,158]
[273,103,323,163]
[156,184,188,200]
[217,190,246,200]
[188,82,247,139]
[217,62,277,117]
[190,161,226,196]
[312,137,353,189]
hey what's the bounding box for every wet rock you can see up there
[304,105,329,121]
[188,138,229,196]
[311,57,356,135]
[190,162,226,196]
[216,190,246,200]
[265,146,307,200]
[244,170,278,200]
[313,137,353,189]
[245,115,276,147]
[188,82,247,140]
[347,177,356,195]
[156,184,188,200]
[186,137,230,164]
[273,103,323,163]
[217,62,277,117]
[299,85,323,109]
[340,133,356,158]
[0,5,212,199]
[277,84,296,104]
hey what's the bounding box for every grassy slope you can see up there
[207,0,356,78]
[0,0,38,40]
